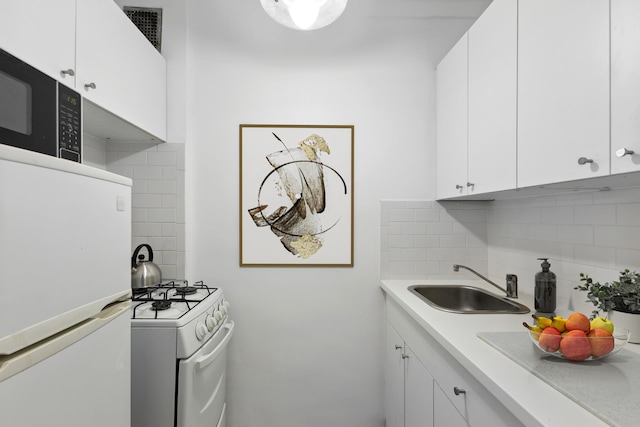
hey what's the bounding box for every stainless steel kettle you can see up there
[131,244,162,289]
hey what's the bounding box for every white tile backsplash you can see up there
[106,142,186,280]
[380,189,640,312]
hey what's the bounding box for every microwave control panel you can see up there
[57,84,81,163]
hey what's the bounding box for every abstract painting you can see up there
[240,124,354,266]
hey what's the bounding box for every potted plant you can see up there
[575,269,640,343]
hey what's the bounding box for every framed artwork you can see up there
[240,124,354,266]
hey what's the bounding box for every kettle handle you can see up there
[131,244,154,268]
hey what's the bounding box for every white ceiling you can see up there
[360,0,493,19]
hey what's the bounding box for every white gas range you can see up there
[131,280,234,427]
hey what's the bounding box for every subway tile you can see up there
[541,206,574,225]
[388,223,403,235]
[162,195,177,208]
[414,208,440,222]
[388,235,414,248]
[402,222,428,235]
[427,222,453,235]
[575,204,616,225]
[132,180,148,194]
[147,208,177,223]
[616,204,640,226]
[147,180,177,194]
[148,236,177,251]
[556,225,593,245]
[402,248,428,262]
[148,151,177,166]
[527,224,556,241]
[415,235,440,248]
[427,247,453,261]
[132,223,162,237]
[132,208,147,222]
[388,209,414,222]
[162,166,178,180]
[574,244,616,269]
[380,200,408,209]
[594,225,640,250]
[134,165,163,180]
[115,151,148,165]
[615,248,640,270]
[132,194,162,208]
[415,261,441,276]
[406,200,436,209]
[388,248,403,261]
[387,261,416,278]
[162,223,178,237]
[439,235,467,248]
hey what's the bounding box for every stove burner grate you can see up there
[174,286,197,296]
[151,300,172,311]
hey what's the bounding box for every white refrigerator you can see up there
[0,145,132,426]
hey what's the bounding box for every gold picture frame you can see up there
[240,124,354,266]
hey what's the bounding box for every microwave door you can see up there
[0,49,57,157]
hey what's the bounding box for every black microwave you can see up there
[0,48,82,162]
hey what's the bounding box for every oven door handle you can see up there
[195,321,235,371]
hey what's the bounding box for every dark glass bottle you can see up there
[534,258,556,313]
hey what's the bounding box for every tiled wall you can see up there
[105,142,186,280]
[380,188,640,312]
[488,188,640,312]
[380,200,490,280]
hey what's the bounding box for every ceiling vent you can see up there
[123,6,163,53]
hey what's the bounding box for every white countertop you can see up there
[381,279,640,427]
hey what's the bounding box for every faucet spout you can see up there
[453,264,517,298]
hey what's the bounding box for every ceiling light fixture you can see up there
[260,0,348,31]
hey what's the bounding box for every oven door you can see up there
[176,321,234,427]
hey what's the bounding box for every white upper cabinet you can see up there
[611,0,640,174]
[467,0,517,195]
[0,0,77,87]
[76,0,166,142]
[517,0,610,187]
[436,34,468,199]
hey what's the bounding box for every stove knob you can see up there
[195,322,208,341]
[205,313,217,331]
[219,304,228,316]
[214,310,223,322]
[224,300,231,310]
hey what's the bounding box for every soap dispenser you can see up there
[534,258,556,314]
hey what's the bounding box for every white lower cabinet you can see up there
[385,298,524,427]
[433,381,467,427]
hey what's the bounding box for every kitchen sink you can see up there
[408,285,530,314]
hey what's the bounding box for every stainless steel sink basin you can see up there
[408,285,530,314]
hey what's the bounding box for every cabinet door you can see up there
[404,346,434,427]
[433,381,467,427]
[517,0,609,187]
[612,0,640,174]
[467,0,516,195]
[436,34,468,199]
[385,323,405,427]
[0,0,76,87]
[76,0,167,141]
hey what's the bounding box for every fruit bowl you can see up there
[527,327,630,361]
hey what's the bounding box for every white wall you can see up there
[184,1,472,425]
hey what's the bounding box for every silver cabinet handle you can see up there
[455,184,463,190]
[453,387,466,395]
[61,69,75,76]
[616,148,635,157]
[466,182,474,187]
[394,345,403,350]
[401,354,409,359]
[577,157,593,165]
[84,82,97,90]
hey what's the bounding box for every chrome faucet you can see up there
[453,264,518,298]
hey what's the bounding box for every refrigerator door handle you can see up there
[0,300,131,382]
